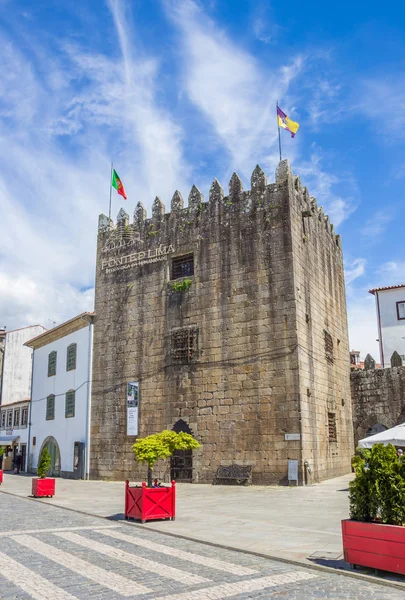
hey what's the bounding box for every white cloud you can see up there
[376,261,405,284]
[347,291,379,361]
[294,150,358,227]
[345,258,366,285]
[0,0,189,330]
[164,0,303,179]
[361,210,394,240]
[357,77,405,139]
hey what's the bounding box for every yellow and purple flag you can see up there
[277,106,299,138]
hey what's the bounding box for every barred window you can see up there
[7,411,12,427]
[21,408,28,426]
[46,395,55,420]
[66,343,77,371]
[48,351,57,377]
[171,254,194,280]
[171,327,198,362]
[1,411,5,428]
[65,390,75,418]
[324,331,334,364]
[13,409,20,427]
[328,413,337,442]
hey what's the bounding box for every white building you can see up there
[0,324,45,469]
[0,324,46,405]
[0,399,30,471]
[370,284,405,368]
[25,313,94,479]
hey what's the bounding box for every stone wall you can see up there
[90,160,353,484]
[351,360,405,445]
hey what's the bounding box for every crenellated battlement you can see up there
[98,160,341,252]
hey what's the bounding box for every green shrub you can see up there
[37,447,52,479]
[349,444,405,525]
[169,278,193,293]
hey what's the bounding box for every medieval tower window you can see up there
[324,331,334,364]
[48,351,57,377]
[46,395,55,420]
[171,254,194,280]
[65,390,75,418]
[66,343,77,371]
[328,412,337,442]
[171,327,199,362]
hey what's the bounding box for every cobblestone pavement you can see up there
[0,493,403,600]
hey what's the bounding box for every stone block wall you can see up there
[90,160,353,484]
[351,364,405,445]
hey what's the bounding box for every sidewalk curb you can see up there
[1,488,405,593]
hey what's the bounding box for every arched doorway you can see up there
[39,436,61,477]
[366,423,387,437]
[170,419,193,482]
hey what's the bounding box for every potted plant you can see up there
[0,447,5,484]
[125,430,200,523]
[342,443,405,574]
[32,447,55,498]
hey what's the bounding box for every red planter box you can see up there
[342,519,405,575]
[0,470,2,484]
[125,480,176,523]
[32,478,55,498]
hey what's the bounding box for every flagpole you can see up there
[277,101,282,162]
[108,162,113,221]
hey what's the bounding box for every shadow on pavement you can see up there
[308,557,405,586]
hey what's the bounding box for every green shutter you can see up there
[48,351,57,377]
[65,390,75,418]
[46,395,55,420]
[66,344,77,371]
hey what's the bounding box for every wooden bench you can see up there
[212,464,252,486]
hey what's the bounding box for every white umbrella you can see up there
[358,423,405,448]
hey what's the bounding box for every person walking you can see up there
[14,451,22,474]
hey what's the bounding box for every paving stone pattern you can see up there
[0,494,403,599]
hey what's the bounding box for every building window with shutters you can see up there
[1,411,5,429]
[21,407,28,427]
[48,351,57,377]
[46,395,55,420]
[13,409,20,427]
[66,343,77,371]
[171,254,194,280]
[328,413,337,442]
[65,390,75,418]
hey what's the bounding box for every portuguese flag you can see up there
[111,169,127,200]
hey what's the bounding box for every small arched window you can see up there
[65,390,75,418]
[46,394,55,420]
[66,343,77,371]
[48,351,57,377]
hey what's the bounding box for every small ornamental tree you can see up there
[133,430,201,487]
[0,446,5,469]
[37,447,52,479]
[350,443,405,526]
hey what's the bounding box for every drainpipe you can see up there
[84,321,93,480]
[27,348,35,473]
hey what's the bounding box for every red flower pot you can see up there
[0,469,3,485]
[342,519,405,575]
[32,477,55,498]
[125,480,176,523]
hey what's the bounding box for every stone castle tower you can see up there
[90,160,354,484]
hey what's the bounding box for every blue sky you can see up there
[0,0,404,360]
